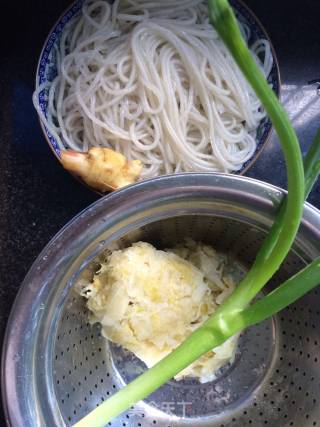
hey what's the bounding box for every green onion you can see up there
[304,128,320,198]
[240,257,320,328]
[206,0,304,311]
[242,128,320,329]
[73,2,319,426]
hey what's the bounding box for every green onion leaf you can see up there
[240,257,320,327]
[206,0,304,311]
[304,128,320,198]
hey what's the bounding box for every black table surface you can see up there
[0,0,320,425]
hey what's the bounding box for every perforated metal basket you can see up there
[2,173,320,427]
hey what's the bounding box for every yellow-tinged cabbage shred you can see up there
[79,240,238,383]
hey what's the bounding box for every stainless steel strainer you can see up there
[2,173,320,427]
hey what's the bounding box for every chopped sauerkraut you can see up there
[79,239,238,383]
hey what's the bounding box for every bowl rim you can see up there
[2,172,320,427]
[34,0,282,194]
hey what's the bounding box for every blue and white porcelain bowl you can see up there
[34,0,281,190]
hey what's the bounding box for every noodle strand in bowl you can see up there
[33,0,274,179]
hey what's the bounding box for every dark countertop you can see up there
[0,0,319,425]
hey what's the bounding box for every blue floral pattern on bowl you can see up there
[35,0,280,173]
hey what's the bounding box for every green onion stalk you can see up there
[304,128,320,198]
[74,2,320,426]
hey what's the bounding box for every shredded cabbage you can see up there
[80,240,238,383]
